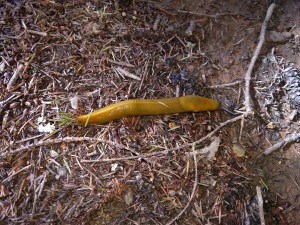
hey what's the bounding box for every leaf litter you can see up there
[1,0,300,224]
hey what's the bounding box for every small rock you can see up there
[56,166,67,179]
[91,22,103,35]
[287,109,298,122]
[124,188,134,206]
[111,163,119,172]
[186,64,195,72]
[231,143,246,157]
[268,131,280,141]
[266,122,276,129]
[0,61,5,73]
[168,122,177,129]
[168,190,176,197]
[69,96,79,109]
[58,166,67,176]
[38,122,55,133]
[50,150,59,158]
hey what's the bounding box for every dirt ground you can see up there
[1,0,300,224]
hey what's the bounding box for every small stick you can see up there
[263,132,300,155]
[22,19,47,37]
[244,3,276,114]
[165,143,198,225]
[81,155,146,163]
[115,67,141,80]
[256,186,265,225]
[15,134,44,143]
[7,64,24,90]
[22,53,36,76]
[0,94,17,108]
[27,29,48,37]
[139,58,149,90]
[177,9,239,18]
[1,32,25,40]
[2,165,32,183]
[106,58,135,67]
[209,80,243,89]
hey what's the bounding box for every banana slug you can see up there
[77,95,219,125]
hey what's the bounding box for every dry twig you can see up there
[256,186,265,225]
[263,132,300,155]
[115,67,141,81]
[244,3,276,114]
[27,29,48,37]
[2,165,32,183]
[177,9,239,18]
[7,64,24,90]
[209,80,243,89]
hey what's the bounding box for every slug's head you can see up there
[180,95,219,112]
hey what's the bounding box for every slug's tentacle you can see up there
[76,95,219,125]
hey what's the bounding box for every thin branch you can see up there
[256,186,265,225]
[7,64,24,90]
[0,94,17,108]
[115,67,141,80]
[106,58,135,68]
[166,143,198,225]
[244,3,276,113]
[80,155,145,163]
[263,132,300,155]
[209,80,243,89]
[2,165,32,183]
[176,9,239,18]
[27,29,48,37]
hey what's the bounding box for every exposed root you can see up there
[263,132,300,155]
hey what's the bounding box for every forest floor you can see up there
[1,0,300,224]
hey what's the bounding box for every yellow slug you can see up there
[77,95,219,125]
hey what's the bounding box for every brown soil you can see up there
[1,0,299,224]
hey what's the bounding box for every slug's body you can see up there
[77,95,219,125]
